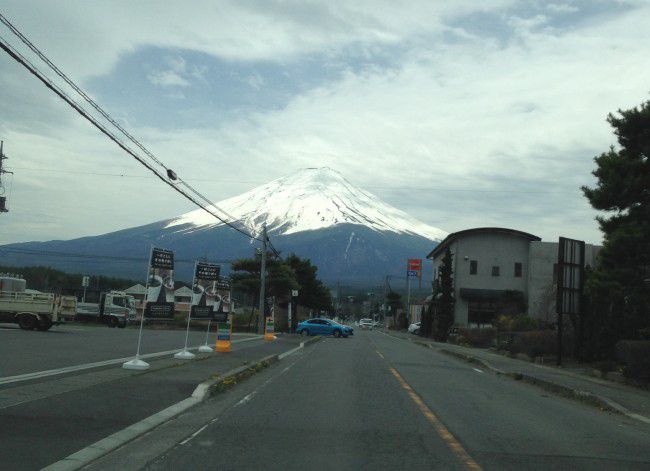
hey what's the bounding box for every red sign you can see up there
[407,259,422,271]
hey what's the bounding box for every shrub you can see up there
[616,341,650,381]
[501,330,559,357]
[459,327,496,348]
[510,315,539,332]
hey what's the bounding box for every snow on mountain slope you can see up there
[165,167,447,241]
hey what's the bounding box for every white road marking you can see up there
[180,423,211,445]
[236,393,255,406]
[473,368,483,373]
[0,336,263,386]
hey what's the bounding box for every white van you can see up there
[359,318,373,330]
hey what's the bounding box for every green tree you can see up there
[386,290,402,326]
[581,99,650,358]
[421,300,433,337]
[434,248,455,341]
[285,254,332,312]
[231,253,298,329]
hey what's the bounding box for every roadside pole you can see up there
[406,275,411,327]
[123,246,152,371]
[81,276,89,303]
[174,309,195,359]
[198,319,213,353]
[257,223,267,335]
[288,294,292,334]
[289,289,298,333]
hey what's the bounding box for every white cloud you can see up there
[148,70,190,87]
[0,0,649,247]
[547,3,580,14]
[0,0,514,78]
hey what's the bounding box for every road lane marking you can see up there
[376,350,385,359]
[180,423,211,445]
[236,393,255,406]
[389,367,482,471]
[473,368,483,373]
[0,336,263,386]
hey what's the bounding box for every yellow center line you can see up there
[389,366,482,471]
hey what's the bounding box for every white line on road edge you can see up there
[0,336,263,386]
[44,338,320,471]
[277,341,306,360]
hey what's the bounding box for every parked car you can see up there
[408,322,421,335]
[359,318,373,330]
[297,318,353,338]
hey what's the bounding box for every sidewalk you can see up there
[381,329,650,423]
[0,336,302,471]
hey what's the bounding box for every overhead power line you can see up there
[0,246,235,265]
[0,14,260,242]
[4,166,580,195]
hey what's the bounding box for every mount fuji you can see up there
[1,168,446,284]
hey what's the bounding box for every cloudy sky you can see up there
[0,0,648,246]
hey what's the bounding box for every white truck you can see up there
[76,291,136,328]
[0,274,77,331]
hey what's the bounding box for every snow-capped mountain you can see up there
[166,167,446,241]
[0,168,446,284]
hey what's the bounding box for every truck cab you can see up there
[76,291,136,328]
[100,291,136,328]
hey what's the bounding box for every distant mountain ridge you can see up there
[0,168,445,284]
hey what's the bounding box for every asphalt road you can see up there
[119,330,650,471]
[0,322,255,377]
[1,336,300,471]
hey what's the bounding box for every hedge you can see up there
[457,327,496,348]
[616,340,650,381]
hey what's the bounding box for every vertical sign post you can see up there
[186,262,221,354]
[556,237,585,366]
[265,296,275,341]
[122,246,153,370]
[406,259,422,326]
[81,275,89,303]
[289,289,298,334]
[214,278,233,352]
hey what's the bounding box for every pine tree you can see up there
[434,248,455,341]
[581,99,650,357]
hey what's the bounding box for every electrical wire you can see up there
[0,12,261,239]
[0,34,260,241]
[0,246,235,264]
[2,166,579,194]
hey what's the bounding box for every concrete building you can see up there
[426,228,600,327]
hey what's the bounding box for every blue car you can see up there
[297,318,353,338]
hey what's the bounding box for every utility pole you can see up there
[406,275,411,327]
[257,223,268,335]
[0,141,13,213]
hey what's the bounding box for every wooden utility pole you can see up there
[257,223,268,334]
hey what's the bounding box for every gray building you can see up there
[426,227,600,327]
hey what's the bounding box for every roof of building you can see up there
[174,286,193,296]
[426,227,541,259]
[125,283,146,294]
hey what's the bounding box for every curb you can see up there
[43,337,321,471]
[437,348,650,423]
[380,330,650,425]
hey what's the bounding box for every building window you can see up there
[514,262,522,278]
[468,300,496,327]
[469,260,477,275]
[492,266,500,277]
